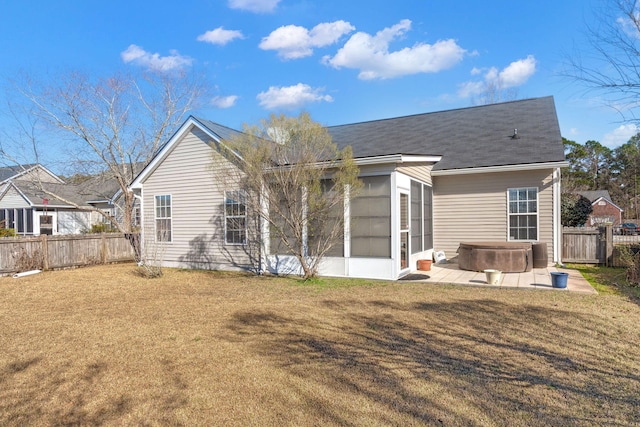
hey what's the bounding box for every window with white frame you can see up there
[225,190,246,244]
[0,208,34,234]
[508,188,538,241]
[155,195,172,242]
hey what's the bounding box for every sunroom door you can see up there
[400,192,409,271]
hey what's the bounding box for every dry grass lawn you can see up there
[1,263,639,426]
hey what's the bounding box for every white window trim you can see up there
[399,189,410,271]
[224,190,247,245]
[507,187,539,242]
[154,194,173,243]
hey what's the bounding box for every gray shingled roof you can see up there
[190,96,564,171]
[578,190,613,203]
[193,117,246,142]
[10,172,127,208]
[327,96,564,171]
[0,164,38,183]
[10,181,79,207]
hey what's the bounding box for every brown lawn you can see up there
[1,263,639,426]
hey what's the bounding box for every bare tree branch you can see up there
[6,69,206,233]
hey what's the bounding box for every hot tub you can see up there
[457,242,533,273]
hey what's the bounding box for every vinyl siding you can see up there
[0,187,30,208]
[26,168,61,183]
[140,127,253,271]
[433,169,554,262]
[396,163,433,185]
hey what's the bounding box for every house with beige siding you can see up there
[130,96,567,280]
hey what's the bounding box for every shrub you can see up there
[12,248,44,272]
[0,228,16,238]
[561,193,593,227]
[627,252,640,286]
[135,262,163,279]
[86,223,117,234]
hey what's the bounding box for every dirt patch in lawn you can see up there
[1,264,639,426]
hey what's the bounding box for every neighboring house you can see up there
[130,96,568,280]
[0,165,135,236]
[577,190,623,226]
[0,163,62,185]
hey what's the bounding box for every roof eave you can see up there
[431,161,569,176]
[354,154,442,166]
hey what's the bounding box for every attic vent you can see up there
[511,129,520,139]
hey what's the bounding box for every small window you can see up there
[155,195,172,242]
[508,188,538,241]
[225,190,246,244]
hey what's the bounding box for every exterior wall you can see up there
[587,200,622,226]
[139,127,253,271]
[433,169,555,264]
[396,163,433,186]
[57,210,92,234]
[25,167,61,184]
[264,170,433,280]
[0,186,29,208]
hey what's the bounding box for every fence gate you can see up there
[562,227,611,264]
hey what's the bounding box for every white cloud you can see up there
[211,95,239,108]
[228,0,280,13]
[499,55,537,87]
[603,123,638,148]
[617,13,640,39]
[457,81,484,98]
[457,55,537,97]
[323,19,466,80]
[197,27,244,46]
[121,44,193,72]
[257,83,333,109]
[259,21,355,60]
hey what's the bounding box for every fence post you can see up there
[101,233,108,264]
[41,234,49,271]
[605,224,613,266]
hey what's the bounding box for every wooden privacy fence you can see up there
[0,233,137,274]
[562,226,613,265]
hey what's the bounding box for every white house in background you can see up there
[130,96,568,280]
[0,165,132,235]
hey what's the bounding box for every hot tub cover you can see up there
[457,241,533,273]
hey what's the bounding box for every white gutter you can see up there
[354,154,442,166]
[431,161,570,176]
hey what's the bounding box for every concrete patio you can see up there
[403,262,597,294]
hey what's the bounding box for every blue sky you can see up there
[1,0,637,159]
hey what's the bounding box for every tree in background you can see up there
[561,193,593,227]
[565,0,640,125]
[562,137,591,191]
[613,134,640,219]
[563,134,640,220]
[4,70,205,233]
[213,112,361,279]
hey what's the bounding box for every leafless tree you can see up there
[6,69,206,233]
[472,81,519,105]
[213,112,361,279]
[564,0,640,123]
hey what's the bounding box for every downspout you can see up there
[132,192,144,263]
[259,183,269,275]
[553,167,561,264]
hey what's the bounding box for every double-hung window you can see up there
[225,190,246,244]
[155,195,172,242]
[508,188,538,241]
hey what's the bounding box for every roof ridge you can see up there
[327,96,553,129]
